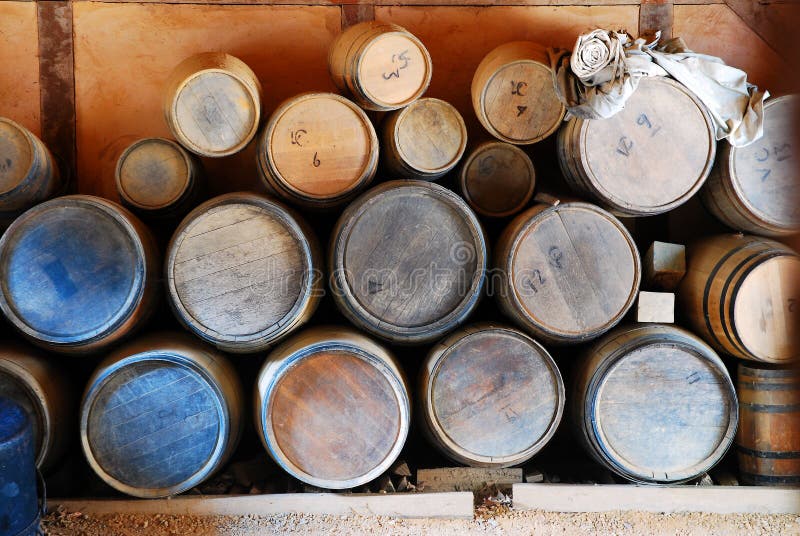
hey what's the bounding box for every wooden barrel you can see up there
[0,117,62,225]
[557,77,715,216]
[166,192,322,353]
[328,21,432,111]
[80,332,243,498]
[736,363,800,485]
[115,137,203,218]
[471,42,565,145]
[420,323,563,468]
[0,195,160,354]
[0,343,72,472]
[495,201,640,344]
[330,180,487,345]
[458,141,536,218]
[703,95,800,236]
[678,234,800,364]
[163,52,262,157]
[573,324,738,484]
[257,92,378,209]
[255,326,410,490]
[380,98,467,180]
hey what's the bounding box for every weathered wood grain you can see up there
[572,324,738,484]
[495,201,640,344]
[256,326,410,490]
[381,98,467,180]
[80,332,243,499]
[166,192,322,353]
[420,323,564,468]
[330,180,487,344]
[643,241,686,291]
[417,467,523,492]
[258,93,378,209]
[702,95,800,236]
[0,195,160,354]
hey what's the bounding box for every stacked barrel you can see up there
[0,20,797,500]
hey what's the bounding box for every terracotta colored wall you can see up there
[0,2,41,136]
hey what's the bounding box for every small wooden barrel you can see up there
[459,141,536,218]
[703,95,800,236]
[255,326,410,490]
[163,52,262,157]
[678,234,800,363]
[115,137,203,218]
[380,98,467,180]
[0,343,71,472]
[557,77,715,216]
[166,192,322,353]
[736,363,800,485]
[0,195,160,354]
[0,117,62,224]
[80,332,243,498]
[328,21,432,111]
[257,93,378,209]
[495,201,640,345]
[420,323,564,468]
[573,324,738,484]
[471,42,565,145]
[330,180,487,345]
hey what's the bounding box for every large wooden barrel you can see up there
[380,98,467,180]
[255,326,410,490]
[115,137,203,219]
[678,234,800,363]
[0,195,160,354]
[458,141,536,218]
[495,201,640,344]
[736,363,800,485]
[573,324,738,484]
[0,343,71,472]
[557,77,715,216]
[163,52,262,157]
[420,323,563,468]
[703,95,800,236]
[0,399,38,536]
[330,180,487,344]
[328,21,432,111]
[257,93,378,209]
[471,42,565,145]
[80,332,243,498]
[166,192,322,353]
[0,117,62,225]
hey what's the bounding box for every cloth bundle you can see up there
[550,29,768,147]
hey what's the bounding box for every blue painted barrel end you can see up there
[0,398,39,536]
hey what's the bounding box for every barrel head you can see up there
[117,138,191,210]
[358,31,431,110]
[392,98,467,176]
[0,118,33,194]
[460,141,535,218]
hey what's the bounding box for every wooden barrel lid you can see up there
[0,367,44,461]
[460,142,535,217]
[83,355,228,496]
[729,95,800,230]
[592,338,737,483]
[0,119,34,195]
[0,196,148,347]
[578,77,714,214]
[505,202,639,341]
[116,138,192,210]
[732,254,800,363]
[390,98,467,175]
[262,93,378,201]
[167,193,319,352]
[357,31,431,109]
[331,181,486,344]
[424,324,563,467]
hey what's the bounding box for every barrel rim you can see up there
[115,137,194,211]
[0,357,49,468]
[330,180,487,344]
[421,322,564,467]
[0,195,149,347]
[0,117,37,196]
[80,350,232,499]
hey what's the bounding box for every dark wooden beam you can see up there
[342,4,375,28]
[640,0,674,40]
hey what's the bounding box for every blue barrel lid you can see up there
[0,397,29,445]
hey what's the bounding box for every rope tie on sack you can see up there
[549,29,769,147]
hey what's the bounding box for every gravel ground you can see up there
[43,508,800,535]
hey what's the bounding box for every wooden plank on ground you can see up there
[513,484,800,514]
[418,468,523,492]
[54,492,474,519]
